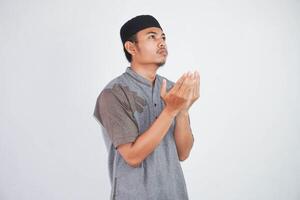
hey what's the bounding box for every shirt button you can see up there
[154,103,157,107]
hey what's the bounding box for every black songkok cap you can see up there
[120,15,163,45]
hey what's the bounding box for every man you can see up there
[93,15,200,200]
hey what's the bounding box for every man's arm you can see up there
[174,111,194,161]
[117,74,188,168]
[173,71,199,161]
[118,71,199,168]
[117,107,177,168]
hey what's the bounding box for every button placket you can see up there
[152,78,161,120]
[151,97,156,121]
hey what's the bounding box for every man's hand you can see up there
[160,71,200,117]
[179,71,200,113]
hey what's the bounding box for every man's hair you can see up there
[123,34,137,62]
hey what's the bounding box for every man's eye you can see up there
[162,36,166,41]
[149,35,155,39]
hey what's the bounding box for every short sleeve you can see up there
[93,88,139,149]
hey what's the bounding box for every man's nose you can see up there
[158,39,166,48]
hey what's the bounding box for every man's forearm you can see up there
[129,107,176,165]
[174,111,194,161]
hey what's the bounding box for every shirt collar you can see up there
[125,66,157,87]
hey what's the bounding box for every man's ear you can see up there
[124,41,136,56]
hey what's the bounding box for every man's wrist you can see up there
[177,110,189,118]
[163,107,178,118]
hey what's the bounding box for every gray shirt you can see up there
[93,66,190,200]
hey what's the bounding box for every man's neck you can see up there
[130,62,158,86]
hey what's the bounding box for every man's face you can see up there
[132,27,168,67]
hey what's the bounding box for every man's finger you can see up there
[192,71,198,97]
[160,79,167,98]
[179,72,194,97]
[194,71,200,97]
[170,73,187,93]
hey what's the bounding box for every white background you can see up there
[1,0,299,199]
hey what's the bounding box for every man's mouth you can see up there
[157,49,168,55]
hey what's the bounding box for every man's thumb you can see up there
[160,79,167,98]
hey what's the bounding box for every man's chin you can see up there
[157,60,166,67]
